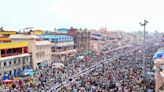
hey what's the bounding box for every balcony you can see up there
[1,53,23,57]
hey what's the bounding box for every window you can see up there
[18,59,21,64]
[4,62,6,66]
[27,57,28,61]
[14,60,16,64]
[9,71,12,75]
[23,60,25,64]
[9,61,12,65]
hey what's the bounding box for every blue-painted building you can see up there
[38,35,74,43]
[38,35,76,57]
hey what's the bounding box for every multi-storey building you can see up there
[68,27,90,52]
[0,42,31,76]
[39,35,76,63]
[9,34,52,70]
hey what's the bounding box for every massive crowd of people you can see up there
[0,39,156,92]
[56,42,155,92]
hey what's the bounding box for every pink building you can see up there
[154,59,164,92]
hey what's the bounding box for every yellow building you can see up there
[0,42,31,76]
[31,30,43,35]
[0,31,16,35]
[0,38,11,42]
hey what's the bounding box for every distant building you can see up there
[0,41,31,76]
[9,34,52,70]
[0,31,16,35]
[48,28,69,35]
[0,30,17,43]
[89,28,110,51]
[31,30,43,35]
[90,40,104,51]
[68,27,90,52]
[56,28,69,34]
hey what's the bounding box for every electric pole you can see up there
[140,19,148,92]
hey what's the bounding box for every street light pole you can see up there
[140,19,148,92]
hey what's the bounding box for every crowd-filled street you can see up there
[0,39,156,92]
[53,41,156,92]
[2,0,164,91]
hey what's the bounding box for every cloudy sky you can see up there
[0,0,163,32]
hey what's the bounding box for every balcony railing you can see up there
[0,64,23,72]
[1,53,25,57]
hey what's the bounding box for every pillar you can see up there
[22,47,24,54]
[4,49,7,56]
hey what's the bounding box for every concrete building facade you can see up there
[68,27,90,52]
[0,42,31,76]
[9,35,52,70]
[39,35,76,63]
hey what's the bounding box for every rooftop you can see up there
[39,35,73,38]
[0,41,28,49]
[0,31,16,35]
[9,34,39,39]
[38,35,74,42]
